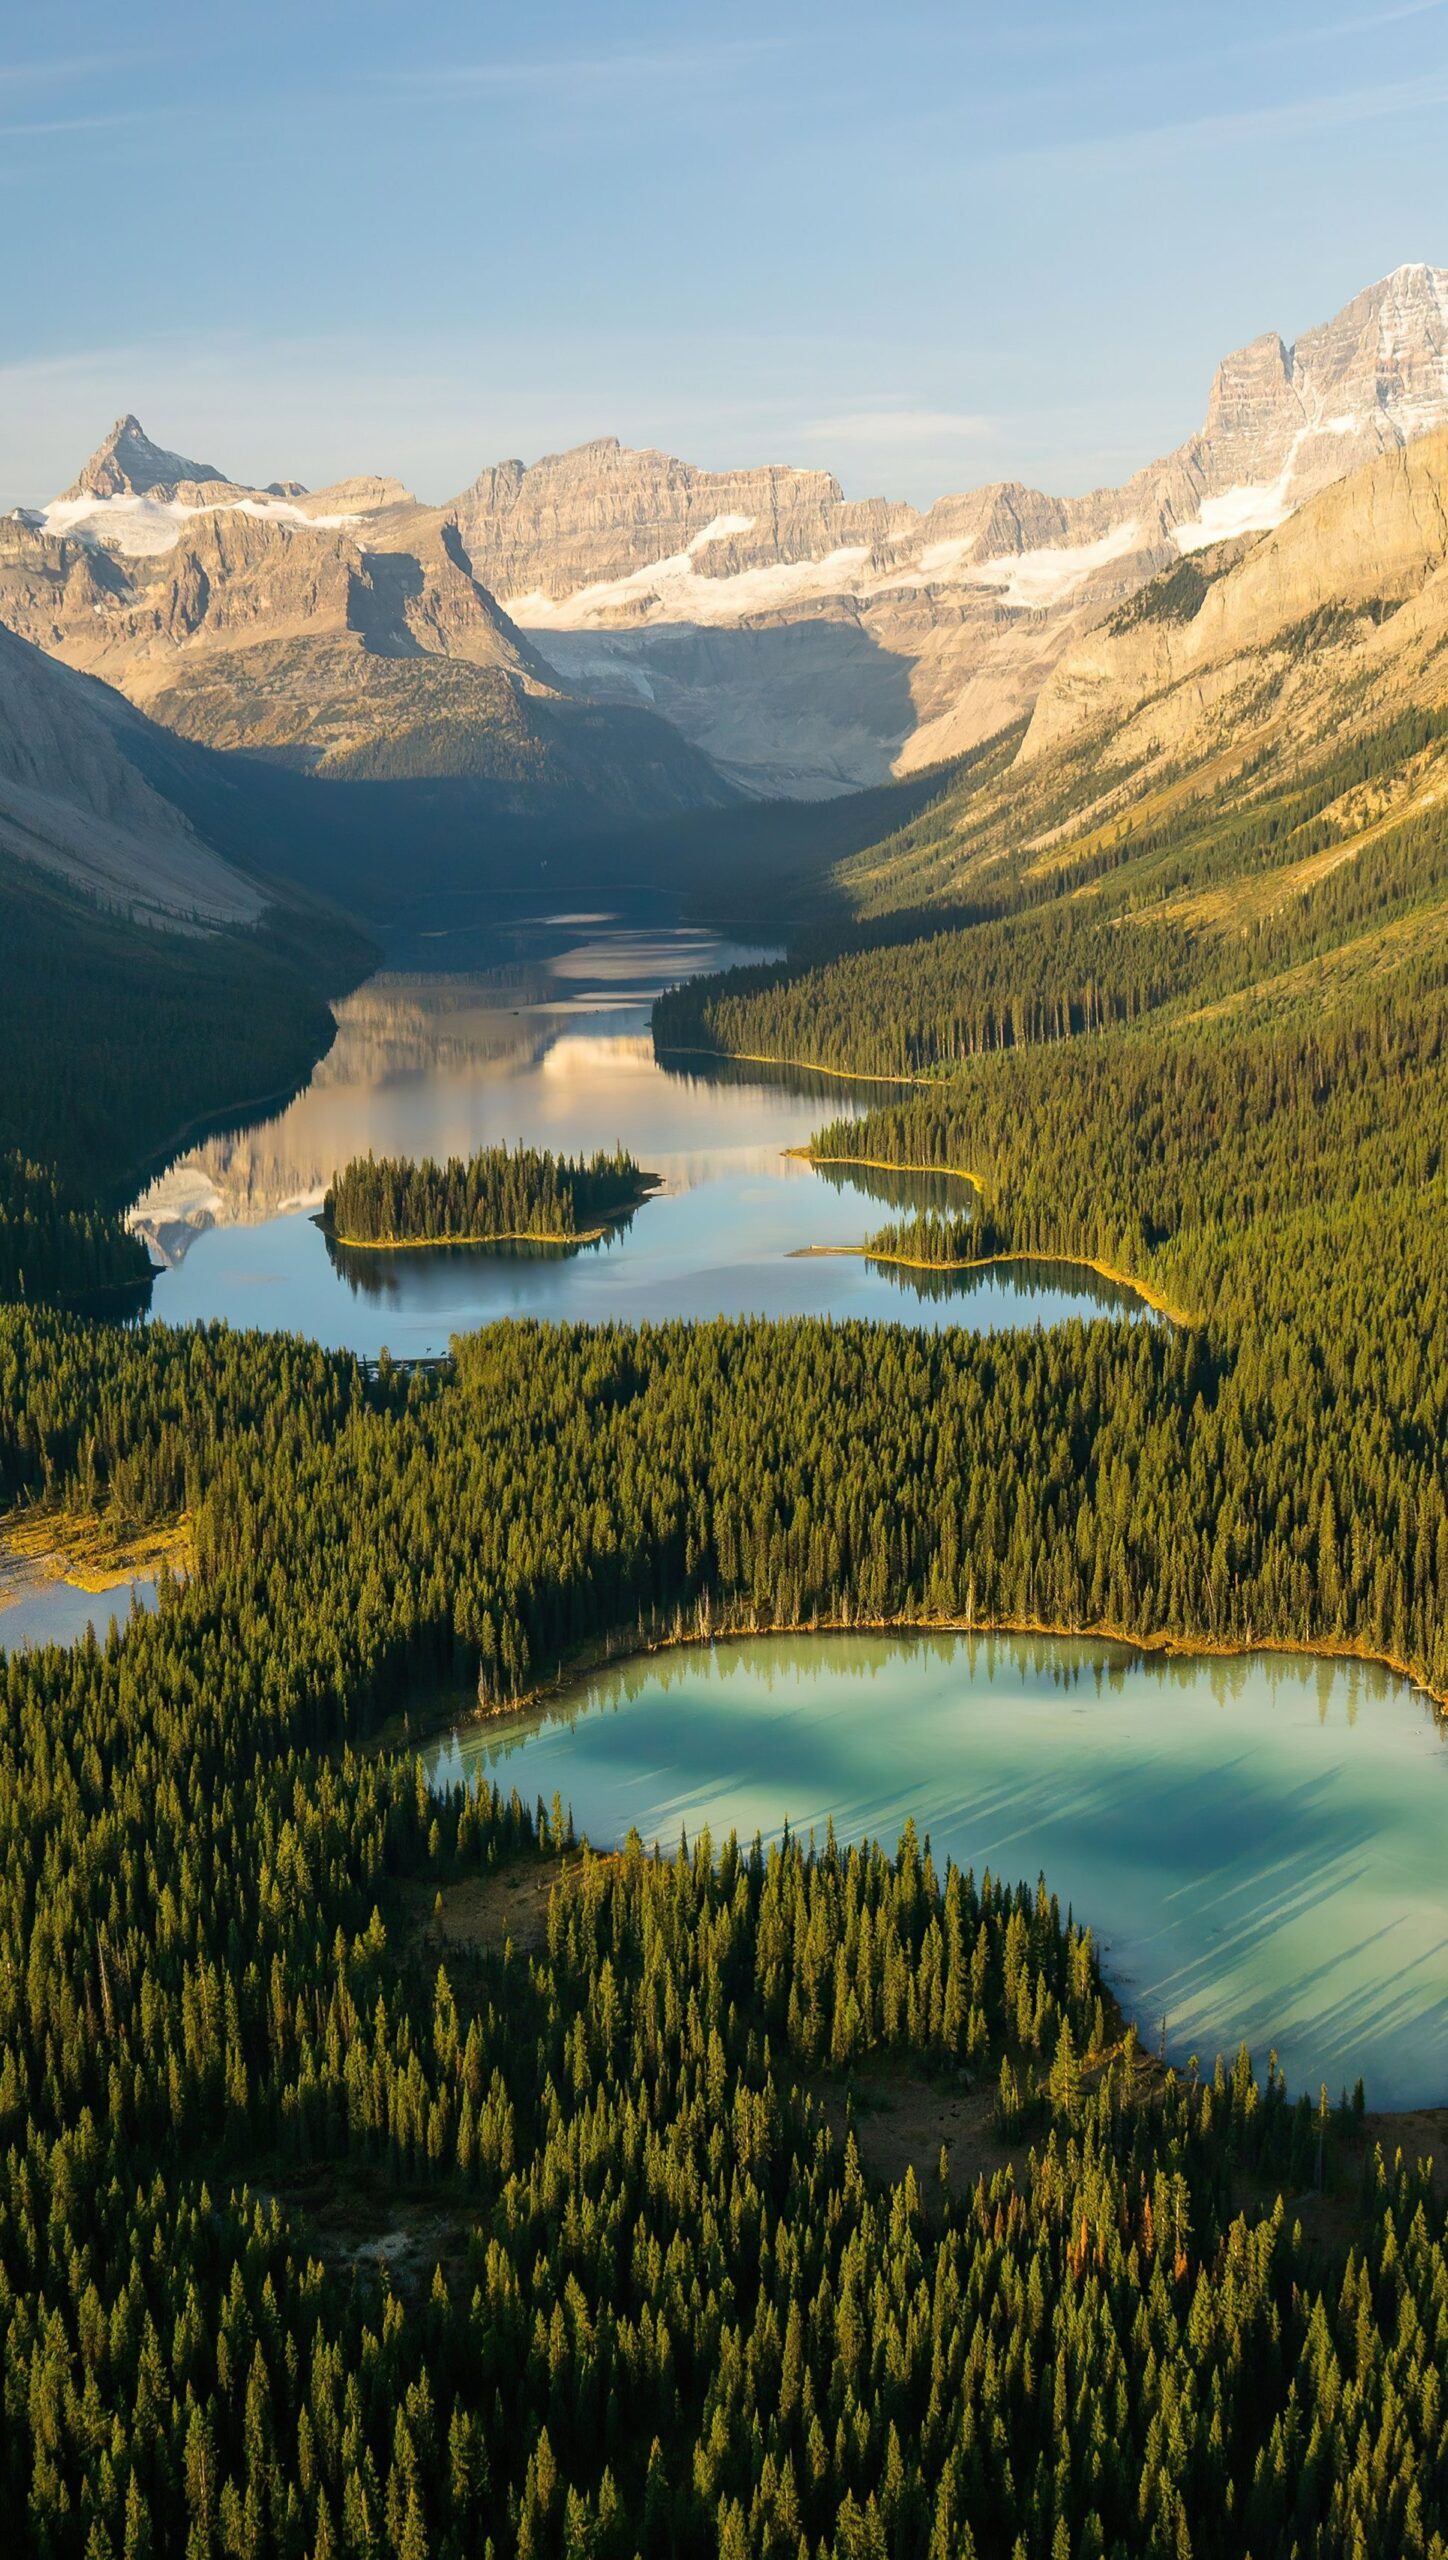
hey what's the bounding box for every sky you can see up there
[2,0,1446,511]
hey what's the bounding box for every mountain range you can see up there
[2,423,730,824]
[6,263,1448,802]
[826,415,1448,987]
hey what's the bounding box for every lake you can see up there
[128,908,1146,1354]
[426,1630,1448,2109]
[0,1569,160,1653]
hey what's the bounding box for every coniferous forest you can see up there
[1,1305,1447,2555]
[4,597,1448,2551]
[324,1147,651,1248]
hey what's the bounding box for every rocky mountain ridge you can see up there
[451,264,1448,789]
[1020,422,1448,779]
[822,420,1448,949]
[3,425,731,818]
[8,263,1448,800]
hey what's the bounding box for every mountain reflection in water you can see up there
[128,909,1153,1354]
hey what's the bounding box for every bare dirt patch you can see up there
[398,1849,621,1961]
[808,2056,1016,2200]
[1,1507,192,1596]
[273,2162,478,2302]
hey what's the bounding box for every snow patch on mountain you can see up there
[1173,416,1364,555]
[508,541,873,630]
[688,514,756,550]
[964,520,1145,609]
[26,491,365,557]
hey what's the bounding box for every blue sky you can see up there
[3,0,1446,509]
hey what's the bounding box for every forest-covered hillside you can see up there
[1,1306,1447,2553]
[0,854,374,1302]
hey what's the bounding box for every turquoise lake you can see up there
[426,1630,1448,2110]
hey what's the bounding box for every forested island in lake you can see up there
[323,1142,655,1248]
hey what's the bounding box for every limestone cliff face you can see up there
[1020,430,1448,787]
[453,438,911,603]
[10,265,1448,801]
[0,502,548,699]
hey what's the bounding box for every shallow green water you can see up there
[426,1630,1448,2109]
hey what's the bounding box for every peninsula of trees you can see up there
[863,1211,998,1268]
[323,1142,653,1248]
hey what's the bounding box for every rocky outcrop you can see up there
[63,413,228,501]
[1020,427,1448,776]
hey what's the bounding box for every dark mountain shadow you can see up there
[532,615,923,802]
[125,713,978,944]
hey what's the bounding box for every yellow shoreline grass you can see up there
[785,1148,985,1189]
[1,1509,193,1596]
[662,1043,930,1089]
[327,1226,613,1251]
[789,1240,1194,1326]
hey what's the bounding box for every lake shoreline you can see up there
[658,1043,927,1090]
[784,1147,984,1186]
[420,1615,1448,2116]
[0,1506,193,1598]
[418,1604,1448,1751]
[787,1237,1194,1325]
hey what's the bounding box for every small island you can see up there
[322,1143,656,1249]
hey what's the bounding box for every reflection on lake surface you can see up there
[128,910,1149,1354]
[426,1631,1448,2108]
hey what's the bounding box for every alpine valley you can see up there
[9,233,1448,2560]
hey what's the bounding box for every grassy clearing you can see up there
[1,1506,193,1594]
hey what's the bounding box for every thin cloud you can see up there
[994,69,1448,170]
[0,112,155,137]
[0,50,157,90]
[796,409,993,446]
[1293,0,1448,35]
[384,37,790,100]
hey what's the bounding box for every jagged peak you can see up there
[63,414,231,503]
